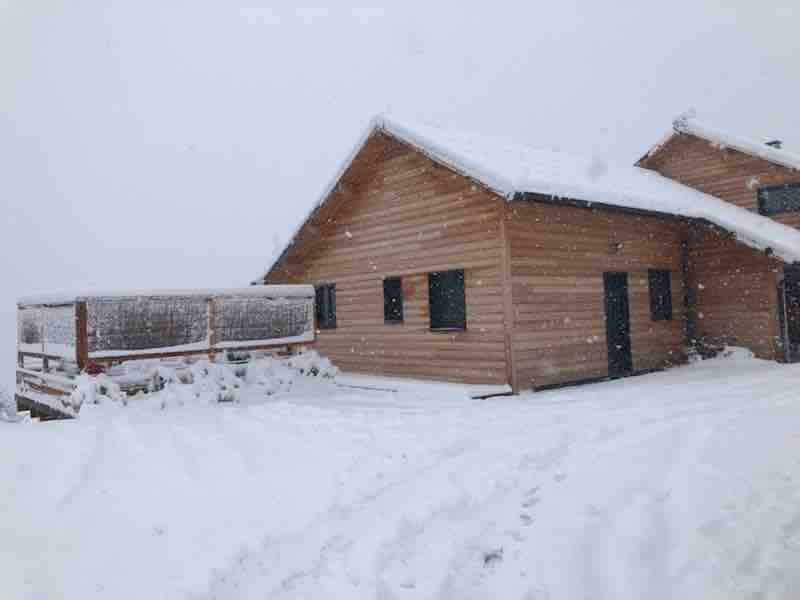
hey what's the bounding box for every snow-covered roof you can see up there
[18,285,315,307]
[260,115,800,280]
[642,113,800,173]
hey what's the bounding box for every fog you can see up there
[2,1,798,386]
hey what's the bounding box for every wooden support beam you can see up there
[498,203,518,393]
[75,302,89,371]
[89,341,315,365]
[207,298,217,362]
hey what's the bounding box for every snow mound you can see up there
[717,346,756,361]
[68,373,126,410]
[74,351,339,414]
[285,349,339,378]
[0,387,18,422]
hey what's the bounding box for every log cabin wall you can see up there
[686,224,782,360]
[506,201,688,389]
[640,134,800,229]
[640,133,791,360]
[266,133,509,385]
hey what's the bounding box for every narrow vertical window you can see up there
[383,277,404,323]
[428,269,466,330]
[648,269,672,321]
[315,283,336,329]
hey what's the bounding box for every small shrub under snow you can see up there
[67,351,339,413]
[0,388,18,422]
[245,357,294,396]
[68,374,126,410]
[285,350,339,378]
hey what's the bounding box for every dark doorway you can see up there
[603,272,633,378]
[781,267,800,362]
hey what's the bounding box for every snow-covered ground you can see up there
[2,350,800,599]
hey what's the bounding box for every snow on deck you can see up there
[2,350,800,599]
[18,285,315,307]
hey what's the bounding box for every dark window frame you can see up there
[648,269,673,322]
[383,277,404,324]
[428,269,466,331]
[315,283,337,329]
[758,183,800,216]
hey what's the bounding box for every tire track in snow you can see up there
[194,428,535,599]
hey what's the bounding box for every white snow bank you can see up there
[336,373,511,398]
[57,349,339,414]
[18,285,315,308]
[2,352,800,599]
[0,387,17,422]
[285,349,339,379]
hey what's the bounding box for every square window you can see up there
[648,270,672,321]
[428,270,466,330]
[758,184,800,215]
[315,283,336,329]
[383,277,404,323]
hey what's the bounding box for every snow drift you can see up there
[2,351,800,599]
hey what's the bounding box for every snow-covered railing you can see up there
[17,286,316,370]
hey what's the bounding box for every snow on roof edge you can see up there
[636,129,678,166]
[258,114,800,283]
[673,115,800,172]
[256,114,516,283]
[378,116,517,198]
[18,285,315,307]
[380,116,800,262]
[254,116,386,284]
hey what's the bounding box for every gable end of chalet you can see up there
[260,126,508,285]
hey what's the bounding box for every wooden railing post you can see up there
[75,302,89,371]
[207,297,216,362]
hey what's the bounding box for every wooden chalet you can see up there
[259,115,800,391]
[638,115,800,364]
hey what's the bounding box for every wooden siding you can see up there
[507,201,687,389]
[640,134,800,229]
[266,133,509,385]
[687,224,782,360]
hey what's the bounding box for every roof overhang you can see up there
[257,115,800,284]
[638,114,800,172]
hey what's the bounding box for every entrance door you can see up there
[603,272,633,378]
[782,267,800,361]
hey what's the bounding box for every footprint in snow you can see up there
[587,504,605,518]
[698,517,728,538]
[507,529,525,542]
[522,496,540,508]
[483,547,503,567]
[522,485,541,508]
[520,514,534,526]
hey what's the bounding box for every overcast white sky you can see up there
[2,1,799,385]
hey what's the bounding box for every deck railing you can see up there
[15,286,316,418]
